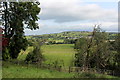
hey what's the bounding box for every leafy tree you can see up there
[74,38,88,67]
[74,25,112,70]
[110,33,120,75]
[90,27,111,69]
[74,38,87,49]
[1,2,40,59]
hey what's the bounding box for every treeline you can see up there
[74,26,120,76]
[45,39,77,45]
[28,31,117,41]
[30,31,92,40]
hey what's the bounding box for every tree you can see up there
[110,33,120,75]
[1,1,41,59]
[90,26,111,69]
[74,25,112,70]
[74,38,88,67]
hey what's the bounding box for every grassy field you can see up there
[2,61,74,78]
[17,47,33,60]
[2,44,120,78]
[42,44,75,68]
[3,61,119,78]
[18,44,75,68]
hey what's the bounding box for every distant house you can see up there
[45,42,48,44]
[109,40,115,42]
[88,35,93,39]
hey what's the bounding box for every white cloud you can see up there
[25,0,118,35]
[39,0,117,23]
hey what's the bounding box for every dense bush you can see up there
[25,41,44,64]
[64,39,76,44]
[2,47,11,60]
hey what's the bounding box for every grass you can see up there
[3,61,119,78]
[3,44,120,78]
[75,72,120,78]
[18,44,75,68]
[17,47,33,60]
[41,44,75,68]
[2,61,74,78]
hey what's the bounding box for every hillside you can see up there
[26,31,117,40]
[27,31,91,39]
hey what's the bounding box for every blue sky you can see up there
[25,0,118,35]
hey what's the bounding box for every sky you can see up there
[25,0,118,35]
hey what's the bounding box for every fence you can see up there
[7,60,117,76]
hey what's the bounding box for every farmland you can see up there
[2,31,119,78]
[29,31,117,40]
[17,44,75,67]
[3,44,75,78]
[2,61,75,78]
[1,1,119,79]
[3,61,118,78]
[42,44,75,68]
[2,44,119,78]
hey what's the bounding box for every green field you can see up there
[2,61,74,78]
[42,44,75,68]
[18,44,75,68]
[2,44,120,78]
[3,44,76,78]
[3,61,119,78]
[17,47,33,60]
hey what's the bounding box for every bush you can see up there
[25,41,44,64]
[74,72,107,78]
[2,47,11,61]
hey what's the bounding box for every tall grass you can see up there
[2,61,74,78]
[41,44,75,68]
[17,44,75,68]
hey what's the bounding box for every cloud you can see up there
[25,21,118,35]
[39,0,117,23]
[25,0,118,35]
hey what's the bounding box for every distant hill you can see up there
[26,31,117,40]
[27,31,91,40]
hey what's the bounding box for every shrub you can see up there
[2,47,11,60]
[25,41,44,64]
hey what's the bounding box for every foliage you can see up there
[25,40,44,64]
[74,26,112,70]
[74,38,88,67]
[46,41,56,45]
[1,2,40,59]
[2,47,10,60]
[74,72,118,78]
[9,35,28,59]
[74,38,87,49]
[110,33,120,76]
[64,39,76,44]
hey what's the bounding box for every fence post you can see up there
[69,66,71,73]
[113,70,114,76]
[58,66,61,72]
